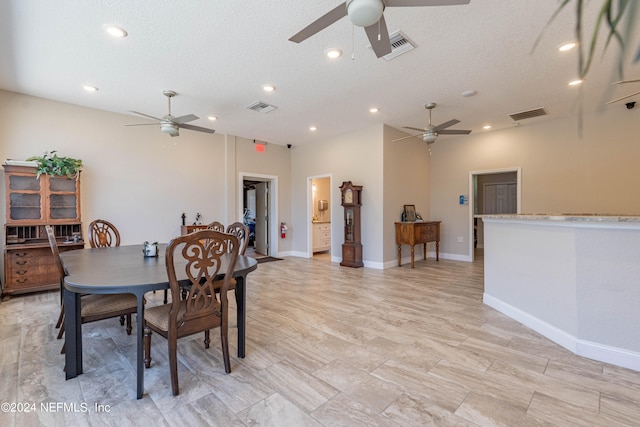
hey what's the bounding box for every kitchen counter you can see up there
[482,214,640,372]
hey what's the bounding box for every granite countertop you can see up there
[479,214,640,222]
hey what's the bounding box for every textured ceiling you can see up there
[0,1,638,146]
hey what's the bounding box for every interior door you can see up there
[254,182,269,255]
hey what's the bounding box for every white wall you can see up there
[0,90,291,251]
[430,106,640,259]
[290,125,384,265]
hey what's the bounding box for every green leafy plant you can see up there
[26,151,82,179]
[536,0,639,79]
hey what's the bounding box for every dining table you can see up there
[61,243,258,399]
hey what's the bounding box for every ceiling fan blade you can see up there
[125,123,159,127]
[606,90,640,104]
[365,15,392,58]
[173,113,199,124]
[289,4,347,43]
[432,119,460,132]
[386,0,470,6]
[130,111,162,121]
[613,79,640,85]
[393,133,423,142]
[403,126,425,132]
[178,123,216,134]
[439,129,472,135]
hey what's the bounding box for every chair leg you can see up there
[204,330,210,348]
[55,306,64,329]
[57,320,65,340]
[143,327,152,368]
[125,314,132,335]
[220,324,231,373]
[60,342,66,355]
[168,339,180,396]
[119,315,125,326]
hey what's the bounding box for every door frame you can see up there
[468,167,521,262]
[239,172,278,257]
[307,174,332,258]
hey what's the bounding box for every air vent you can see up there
[368,31,416,61]
[246,101,277,113]
[509,107,548,121]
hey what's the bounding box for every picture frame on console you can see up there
[403,204,416,222]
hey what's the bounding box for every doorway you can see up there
[468,168,521,262]
[240,173,278,257]
[309,175,331,260]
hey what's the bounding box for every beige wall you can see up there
[431,105,640,259]
[0,90,291,253]
[382,125,430,263]
[290,124,384,265]
[311,177,330,221]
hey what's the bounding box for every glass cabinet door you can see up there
[48,177,79,220]
[8,175,43,221]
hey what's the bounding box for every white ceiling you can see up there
[0,1,638,146]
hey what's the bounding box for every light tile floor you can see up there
[1,253,640,426]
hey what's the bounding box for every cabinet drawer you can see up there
[7,250,55,267]
[5,272,58,290]
[319,230,331,240]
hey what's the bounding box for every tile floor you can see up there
[1,253,640,426]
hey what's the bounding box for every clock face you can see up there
[345,189,353,204]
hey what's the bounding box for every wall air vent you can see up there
[509,107,548,122]
[246,101,277,113]
[368,31,416,61]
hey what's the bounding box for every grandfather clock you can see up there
[340,181,363,268]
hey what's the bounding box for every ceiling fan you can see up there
[606,79,640,105]
[394,102,471,144]
[126,90,215,137]
[289,0,470,58]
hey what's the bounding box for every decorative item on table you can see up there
[403,204,416,222]
[181,212,186,226]
[143,241,158,257]
[193,212,202,225]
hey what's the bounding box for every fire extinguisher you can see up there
[280,222,287,238]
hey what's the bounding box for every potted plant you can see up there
[26,151,82,179]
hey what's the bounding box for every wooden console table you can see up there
[395,221,441,268]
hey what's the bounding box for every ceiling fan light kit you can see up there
[126,90,215,137]
[347,0,385,27]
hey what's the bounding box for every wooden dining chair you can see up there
[88,219,121,248]
[143,229,239,396]
[46,226,138,355]
[206,221,225,232]
[225,222,250,255]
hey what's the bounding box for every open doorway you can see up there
[240,173,278,257]
[468,168,521,262]
[309,176,331,260]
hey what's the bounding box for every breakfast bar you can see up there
[481,214,640,372]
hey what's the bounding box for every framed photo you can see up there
[403,204,416,222]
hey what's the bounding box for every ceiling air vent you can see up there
[509,107,548,122]
[367,31,416,61]
[246,101,277,113]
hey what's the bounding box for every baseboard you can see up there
[484,293,640,372]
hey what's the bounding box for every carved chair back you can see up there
[88,219,121,248]
[225,222,250,255]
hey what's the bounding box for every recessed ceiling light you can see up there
[369,107,379,113]
[326,48,343,59]
[207,116,217,121]
[104,25,128,38]
[558,42,577,52]
[461,89,477,97]
[309,126,317,131]
[262,84,275,92]
[82,85,98,92]
[483,125,492,130]
[568,79,583,86]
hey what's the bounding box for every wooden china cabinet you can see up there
[2,164,84,299]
